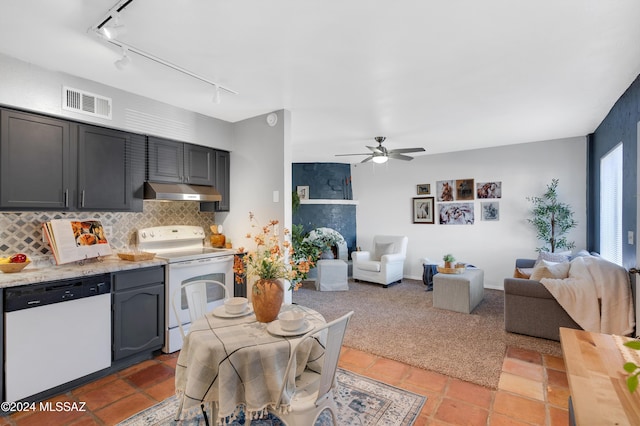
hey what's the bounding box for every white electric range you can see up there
[137,225,235,353]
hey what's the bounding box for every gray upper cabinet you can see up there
[148,136,214,186]
[0,109,72,209]
[200,149,231,212]
[0,108,142,211]
[78,125,132,211]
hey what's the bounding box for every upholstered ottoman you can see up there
[316,259,349,291]
[433,268,484,313]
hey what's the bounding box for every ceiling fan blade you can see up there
[389,147,426,154]
[366,146,384,154]
[360,156,373,163]
[335,153,371,156]
[388,153,414,161]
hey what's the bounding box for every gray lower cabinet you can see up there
[112,266,165,361]
[148,136,215,186]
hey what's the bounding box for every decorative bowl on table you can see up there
[278,310,305,331]
[224,297,248,314]
[0,260,30,273]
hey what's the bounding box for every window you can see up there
[600,143,623,265]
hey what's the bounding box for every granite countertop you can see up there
[0,255,167,288]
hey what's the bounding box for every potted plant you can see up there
[527,178,577,253]
[233,213,314,322]
[304,228,344,259]
[443,254,456,269]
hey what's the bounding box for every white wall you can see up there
[351,136,587,289]
[0,53,233,150]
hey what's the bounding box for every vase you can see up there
[252,278,284,322]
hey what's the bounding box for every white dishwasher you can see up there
[4,274,112,402]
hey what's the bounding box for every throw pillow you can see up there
[374,242,395,261]
[535,251,570,265]
[530,259,571,281]
[513,267,533,279]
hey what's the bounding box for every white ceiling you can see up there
[1,0,639,163]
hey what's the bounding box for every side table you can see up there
[316,259,349,291]
[433,268,484,313]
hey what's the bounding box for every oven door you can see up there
[165,255,233,353]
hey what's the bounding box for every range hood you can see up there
[144,182,222,202]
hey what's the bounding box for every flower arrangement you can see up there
[233,212,314,291]
[303,227,345,256]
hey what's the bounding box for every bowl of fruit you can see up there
[0,253,30,273]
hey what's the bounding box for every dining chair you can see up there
[269,310,354,426]
[171,279,228,339]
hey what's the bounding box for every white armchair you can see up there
[352,235,408,287]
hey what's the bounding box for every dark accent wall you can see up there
[292,163,356,256]
[589,74,640,267]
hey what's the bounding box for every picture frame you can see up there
[296,186,309,200]
[455,179,475,200]
[412,197,435,224]
[438,202,475,225]
[436,180,455,201]
[476,181,502,199]
[416,184,431,195]
[481,201,500,221]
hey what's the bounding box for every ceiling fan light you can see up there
[372,155,388,164]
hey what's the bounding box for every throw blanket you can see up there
[540,256,634,335]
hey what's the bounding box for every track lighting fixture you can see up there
[92,0,238,97]
[114,47,130,70]
[100,12,125,39]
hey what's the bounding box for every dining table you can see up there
[175,303,327,424]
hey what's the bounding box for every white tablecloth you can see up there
[175,304,326,423]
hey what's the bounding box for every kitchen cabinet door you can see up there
[147,136,214,186]
[112,267,165,361]
[200,149,230,212]
[184,143,215,186]
[78,125,132,211]
[0,109,72,209]
[147,136,184,183]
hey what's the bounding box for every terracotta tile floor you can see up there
[2,346,568,426]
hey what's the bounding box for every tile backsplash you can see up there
[0,201,216,259]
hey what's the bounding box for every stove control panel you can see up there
[138,225,205,243]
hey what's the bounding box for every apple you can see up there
[10,253,27,263]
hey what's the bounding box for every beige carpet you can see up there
[293,278,562,389]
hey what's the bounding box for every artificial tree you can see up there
[527,178,577,253]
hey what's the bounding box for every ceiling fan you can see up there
[336,137,426,163]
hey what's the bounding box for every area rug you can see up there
[293,278,563,389]
[118,369,425,426]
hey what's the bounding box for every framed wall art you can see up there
[412,197,435,224]
[416,184,431,195]
[438,202,475,225]
[481,202,500,221]
[436,180,455,201]
[476,181,502,199]
[296,186,309,200]
[455,179,475,200]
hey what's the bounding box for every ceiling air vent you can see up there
[62,86,112,120]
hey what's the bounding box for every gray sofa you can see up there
[504,258,581,341]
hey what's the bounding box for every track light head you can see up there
[114,48,130,70]
[213,85,221,104]
[100,12,126,40]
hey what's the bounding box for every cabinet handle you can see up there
[64,189,68,207]
[81,190,85,208]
